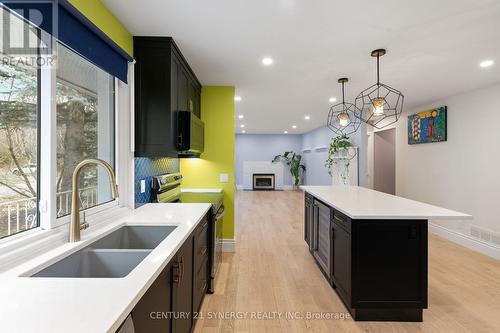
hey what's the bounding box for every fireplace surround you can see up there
[253,174,275,191]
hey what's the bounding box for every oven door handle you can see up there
[215,205,225,220]
[215,211,225,221]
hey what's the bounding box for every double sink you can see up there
[30,226,177,278]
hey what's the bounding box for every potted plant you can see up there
[272,151,306,190]
[325,134,356,184]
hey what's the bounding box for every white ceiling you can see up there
[103,0,500,134]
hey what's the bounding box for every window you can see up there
[55,44,115,218]
[0,6,118,239]
[0,8,39,239]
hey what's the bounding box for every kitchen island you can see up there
[301,186,471,322]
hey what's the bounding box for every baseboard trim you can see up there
[235,185,294,191]
[221,238,235,252]
[429,222,500,261]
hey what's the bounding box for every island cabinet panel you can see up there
[351,220,428,308]
[331,216,351,307]
[304,194,428,322]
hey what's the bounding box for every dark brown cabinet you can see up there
[172,237,194,333]
[193,217,209,313]
[132,213,210,333]
[132,262,173,333]
[331,213,351,307]
[134,37,201,157]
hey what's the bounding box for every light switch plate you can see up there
[219,173,229,183]
[140,180,146,193]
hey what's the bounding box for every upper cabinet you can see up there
[134,37,201,157]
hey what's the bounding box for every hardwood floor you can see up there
[194,190,500,333]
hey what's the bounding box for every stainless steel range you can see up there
[152,173,223,293]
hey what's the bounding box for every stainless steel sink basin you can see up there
[30,225,177,278]
[31,248,151,278]
[88,225,177,250]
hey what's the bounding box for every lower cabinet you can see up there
[331,211,351,306]
[172,237,194,333]
[132,214,210,333]
[132,262,173,333]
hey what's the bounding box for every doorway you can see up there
[373,128,396,195]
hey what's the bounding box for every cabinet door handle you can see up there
[334,215,345,224]
[173,262,181,284]
[199,280,207,292]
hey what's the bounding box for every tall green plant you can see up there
[272,151,306,186]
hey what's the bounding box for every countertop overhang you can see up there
[0,203,211,333]
[301,186,472,220]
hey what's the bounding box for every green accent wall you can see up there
[68,0,133,56]
[180,86,235,239]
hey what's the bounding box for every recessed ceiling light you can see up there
[304,115,310,120]
[240,124,245,128]
[238,114,244,119]
[262,57,274,66]
[284,131,288,134]
[234,96,242,102]
[292,125,297,129]
[241,130,246,134]
[480,59,494,68]
[329,97,337,103]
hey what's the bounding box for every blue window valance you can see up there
[1,0,133,83]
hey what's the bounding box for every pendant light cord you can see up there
[342,81,345,104]
[377,54,380,85]
[376,54,380,97]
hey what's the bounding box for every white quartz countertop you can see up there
[0,203,211,333]
[301,186,472,220]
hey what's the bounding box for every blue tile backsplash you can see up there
[134,157,179,208]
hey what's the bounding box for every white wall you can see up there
[374,129,396,195]
[395,83,500,255]
[235,134,302,186]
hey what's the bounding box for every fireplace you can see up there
[253,174,275,190]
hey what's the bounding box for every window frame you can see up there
[0,13,42,240]
[45,42,120,230]
[0,8,131,247]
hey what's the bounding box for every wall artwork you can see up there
[408,106,447,145]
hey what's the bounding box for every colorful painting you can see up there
[408,106,447,145]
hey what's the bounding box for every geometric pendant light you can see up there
[327,78,362,136]
[355,49,404,130]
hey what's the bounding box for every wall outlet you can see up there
[140,179,146,193]
[220,173,229,183]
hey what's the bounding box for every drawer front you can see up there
[194,218,209,274]
[193,257,209,312]
[332,210,351,233]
